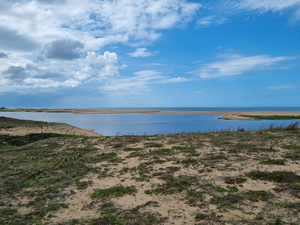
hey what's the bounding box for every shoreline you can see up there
[1,108,300,120]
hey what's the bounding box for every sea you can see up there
[0,107,300,136]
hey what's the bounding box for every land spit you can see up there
[1,108,300,120]
[0,116,300,224]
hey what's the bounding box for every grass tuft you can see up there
[91,185,137,199]
[247,171,300,183]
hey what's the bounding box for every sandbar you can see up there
[1,108,300,120]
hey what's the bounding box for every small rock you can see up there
[239,206,246,211]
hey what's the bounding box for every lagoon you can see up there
[1,111,299,136]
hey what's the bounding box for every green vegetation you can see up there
[0,133,64,147]
[0,208,17,215]
[91,185,137,199]
[123,147,143,151]
[260,159,285,165]
[241,115,300,120]
[145,142,163,148]
[225,177,247,184]
[76,180,92,189]
[91,201,167,225]
[243,190,273,201]
[247,171,300,183]
[1,116,300,224]
[46,203,69,211]
[186,189,205,206]
[276,201,300,212]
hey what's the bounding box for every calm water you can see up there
[0,110,299,136]
[86,107,300,112]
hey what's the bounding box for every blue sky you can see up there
[0,0,299,108]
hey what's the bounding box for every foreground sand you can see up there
[1,117,300,224]
[1,108,300,120]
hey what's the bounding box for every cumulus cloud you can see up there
[193,54,294,79]
[40,39,84,61]
[36,0,67,4]
[267,84,299,90]
[0,0,201,53]
[74,51,119,82]
[0,52,8,58]
[0,0,201,94]
[0,26,39,52]
[0,51,119,93]
[2,66,27,80]
[127,48,153,58]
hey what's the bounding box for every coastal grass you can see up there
[91,185,137,199]
[0,116,60,128]
[1,116,300,224]
[241,115,300,120]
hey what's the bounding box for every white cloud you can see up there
[101,70,192,95]
[127,48,153,58]
[267,84,299,90]
[159,77,192,83]
[234,0,300,12]
[74,51,119,82]
[224,0,300,21]
[196,16,227,27]
[0,0,201,94]
[0,0,201,53]
[194,91,203,94]
[0,51,119,93]
[193,54,294,79]
[101,70,163,95]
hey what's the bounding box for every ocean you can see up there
[0,107,299,136]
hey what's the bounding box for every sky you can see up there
[0,0,299,108]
